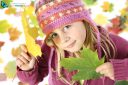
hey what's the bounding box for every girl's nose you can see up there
[60,33,70,43]
[65,37,70,43]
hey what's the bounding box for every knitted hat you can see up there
[35,0,99,33]
[34,0,100,47]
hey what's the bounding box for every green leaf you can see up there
[0,20,12,33]
[61,47,104,80]
[4,61,16,78]
[115,81,128,85]
[83,0,97,5]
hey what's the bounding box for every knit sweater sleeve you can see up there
[109,34,128,80]
[17,43,51,85]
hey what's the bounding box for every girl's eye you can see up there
[51,33,58,39]
[63,25,71,32]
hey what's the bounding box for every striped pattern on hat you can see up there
[35,0,98,35]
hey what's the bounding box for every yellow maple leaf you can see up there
[94,14,109,25]
[21,8,42,57]
[8,28,22,41]
[25,6,34,15]
[28,27,39,39]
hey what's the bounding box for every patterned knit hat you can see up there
[34,0,100,47]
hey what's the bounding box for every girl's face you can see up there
[49,21,86,52]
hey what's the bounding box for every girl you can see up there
[16,0,128,85]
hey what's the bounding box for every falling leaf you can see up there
[83,0,97,5]
[94,14,108,25]
[11,46,21,57]
[61,47,104,80]
[0,41,5,50]
[0,73,7,81]
[120,8,127,16]
[4,61,16,78]
[28,27,39,39]
[0,20,12,33]
[5,7,16,15]
[8,28,21,41]
[25,6,34,15]
[101,1,114,12]
[21,9,42,57]
[110,16,120,26]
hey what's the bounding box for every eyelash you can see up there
[50,25,71,39]
[51,33,58,39]
[63,25,71,32]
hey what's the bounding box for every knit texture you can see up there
[35,0,98,35]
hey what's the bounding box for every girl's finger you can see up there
[96,64,106,73]
[18,55,29,64]
[21,52,31,61]
[16,58,24,67]
[20,44,27,53]
[96,62,111,73]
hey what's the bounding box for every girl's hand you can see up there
[16,44,36,71]
[96,62,115,80]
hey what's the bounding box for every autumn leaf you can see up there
[101,1,114,12]
[120,8,127,16]
[11,46,21,57]
[5,7,16,15]
[27,10,44,38]
[61,47,104,80]
[8,28,21,41]
[21,8,42,57]
[83,0,97,5]
[4,61,16,78]
[29,15,44,37]
[0,41,5,50]
[25,5,34,15]
[28,27,39,39]
[110,16,120,26]
[0,20,12,33]
[94,14,108,25]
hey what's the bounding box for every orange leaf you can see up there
[11,46,21,57]
[8,28,21,41]
[4,7,16,15]
[101,1,113,12]
[110,17,120,26]
[0,41,5,50]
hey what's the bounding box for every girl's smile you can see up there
[66,40,76,48]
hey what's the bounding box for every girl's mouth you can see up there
[66,40,76,48]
